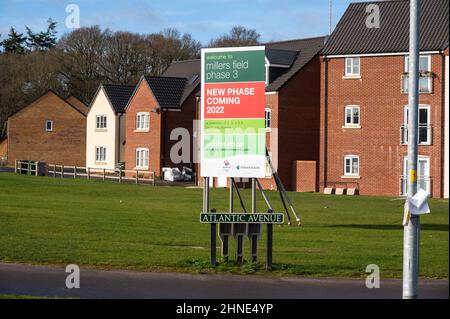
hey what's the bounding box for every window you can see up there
[136,112,150,130]
[344,155,359,177]
[405,55,431,73]
[95,146,106,163]
[402,156,431,195]
[96,115,107,129]
[345,57,360,76]
[403,55,432,93]
[344,106,360,126]
[403,105,431,145]
[265,108,272,131]
[45,120,53,132]
[136,148,149,168]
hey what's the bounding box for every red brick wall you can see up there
[277,56,321,191]
[7,91,86,167]
[124,81,162,175]
[320,53,445,197]
[293,161,318,192]
[162,93,197,173]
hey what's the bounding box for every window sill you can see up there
[95,129,107,132]
[134,129,150,133]
[341,175,361,179]
[133,167,149,171]
[342,75,361,79]
[265,128,272,133]
[94,162,107,166]
[342,125,361,129]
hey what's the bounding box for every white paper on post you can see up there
[407,189,431,216]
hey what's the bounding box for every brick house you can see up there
[320,0,449,198]
[6,90,88,167]
[0,137,7,163]
[124,75,198,176]
[86,84,135,171]
[192,37,326,190]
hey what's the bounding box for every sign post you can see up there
[200,46,268,267]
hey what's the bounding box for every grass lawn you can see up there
[0,173,448,279]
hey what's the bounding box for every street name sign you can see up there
[200,46,266,178]
[200,213,284,224]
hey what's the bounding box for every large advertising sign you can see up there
[200,46,266,178]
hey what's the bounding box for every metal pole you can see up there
[205,177,216,266]
[266,209,273,271]
[250,178,258,263]
[403,0,421,300]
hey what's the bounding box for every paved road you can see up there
[0,263,447,299]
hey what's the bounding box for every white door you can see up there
[403,156,430,195]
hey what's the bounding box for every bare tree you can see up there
[208,26,261,48]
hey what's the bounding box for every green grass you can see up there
[0,173,448,278]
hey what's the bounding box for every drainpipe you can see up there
[441,50,446,198]
[117,113,123,166]
[161,109,166,174]
[323,57,329,189]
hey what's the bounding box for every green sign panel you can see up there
[200,213,284,224]
[204,50,266,83]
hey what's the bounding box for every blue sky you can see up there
[0,0,370,43]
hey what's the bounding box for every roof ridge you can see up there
[265,35,327,45]
[145,75,187,80]
[102,83,136,88]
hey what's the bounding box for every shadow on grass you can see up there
[328,224,448,232]
[177,258,371,277]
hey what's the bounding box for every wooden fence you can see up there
[15,160,155,186]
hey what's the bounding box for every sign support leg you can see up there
[250,178,258,263]
[204,177,216,266]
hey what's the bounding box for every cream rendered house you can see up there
[86,84,135,171]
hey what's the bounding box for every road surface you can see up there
[0,263,447,299]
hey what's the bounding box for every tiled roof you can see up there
[102,84,136,113]
[65,96,89,115]
[163,36,326,94]
[322,0,449,55]
[163,59,201,104]
[144,76,187,109]
[266,48,298,66]
[265,36,326,91]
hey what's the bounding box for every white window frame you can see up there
[344,105,360,127]
[95,146,107,163]
[343,155,360,177]
[345,57,360,77]
[265,108,272,132]
[136,112,150,131]
[404,55,431,73]
[96,115,107,130]
[45,120,53,132]
[135,148,149,169]
[402,156,431,195]
[403,104,431,145]
[404,55,432,93]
